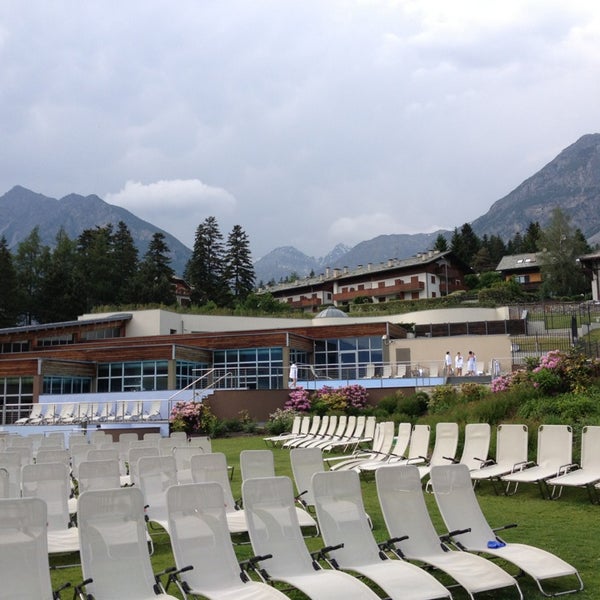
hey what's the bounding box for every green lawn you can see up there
[51,435,599,599]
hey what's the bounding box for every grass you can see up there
[51,435,600,599]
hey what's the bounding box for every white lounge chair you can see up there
[312,469,452,600]
[239,449,319,535]
[285,415,329,448]
[296,415,339,448]
[242,475,381,600]
[376,464,522,600]
[122,446,160,487]
[305,415,348,449]
[263,415,303,447]
[501,424,573,498]
[172,445,205,484]
[452,423,491,471]
[0,497,72,599]
[290,446,325,510]
[430,463,584,597]
[165,482,290,600]
[320,415,358,452]
[417,422,459,480]
[77,459,121,493]
[137,455,178,534]
[191,452,248,535]
[283,415,322,448]
[470,424,529,492]
[76,487,178,599]
[21,462,80,556]
[547,425,600,503]
[0,451,24,498]
[14,403,43,425]
[142,399,163,421]
[357,422,414,473]
[0,468,7,498]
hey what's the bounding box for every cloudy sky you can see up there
[2,1,600,259]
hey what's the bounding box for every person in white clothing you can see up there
[454,352,463,376]
[467,351,477,376]
[289,362,298,388]
[444,351,453,376]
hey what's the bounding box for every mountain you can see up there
[255,133,600,282]
[471,133,600,242]
[0,186,192,275]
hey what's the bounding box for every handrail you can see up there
[167,368,218,403]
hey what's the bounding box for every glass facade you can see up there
[314,336,383,379]
[176,360,210,389]
[43,376,92,395]
[213,347,283,389]
[97,360,169,392]
[0,376,34,423]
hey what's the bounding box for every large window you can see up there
[0,376,34,424]
[314,336,383,379]
[43,376,92,395]
[213,347,283,389]
[97,360,169,392]
[176,360,210,389]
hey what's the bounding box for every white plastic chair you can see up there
[430,463,583,597]
[77,487,178,599]
[356,422,414,472]
[312,469,451,600]
[501,424,573,498]
[137,455,178,533]
[453,423,491,471]
[190,452,247,535]
[165,482,290,600]
[416,422,459,480]
[547,425,600,502]
[21,462,80,556]
[375,464,522,600]
[240,449,319,535]
[242,475,381,600]
[470,424,529,490]
[263,415,303,447]
[0,497,72,599]
[78,459,121,494]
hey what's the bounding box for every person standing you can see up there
[467,351,477,376]
[454,352,463,376]
[444,351,453,376]
[289,362,298,388]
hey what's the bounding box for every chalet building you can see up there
[496,252,544,292]
[578,250,600,301]
[261,250,470,312]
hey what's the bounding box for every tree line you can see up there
[0,216,256,328]
[433,208,593,299]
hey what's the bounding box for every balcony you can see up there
[333,281,424,302]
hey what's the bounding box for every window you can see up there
[97,360,169,393]
[43,376,92,395]
[81,327,121,340]
[314,336,383,379]
[213,347,284,389]
[0,377,34,424]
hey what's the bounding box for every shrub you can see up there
[285,387,311,412]
[265,408,297,435]
[428,385,460,414]
[460,382,488,402]
[170,401,217,435]
[397,392,428,417]
[377,395,399,415]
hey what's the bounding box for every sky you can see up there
[2,1,600,260]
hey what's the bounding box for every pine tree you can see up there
[185,216,228,305]
[521,222,542,252]
[14,227,48,324]
[112,221,139,304]
[0,236,21,327]
[433,234,448,252]
[224,224,255,303]
[539,208,589,298]
[135,232,176,305]
[38,229,85,322]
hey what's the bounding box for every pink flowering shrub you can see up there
[285,387,312,412]
[341,384,369,410]
[170,400,216,434]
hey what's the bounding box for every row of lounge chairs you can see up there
[15,399,164,425]
[1,457,583,599]
[271,417,600,503]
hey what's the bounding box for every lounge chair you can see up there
[376,464,522,599]
[470,424,528,492]
[122,446,160,487]
[547,425,600,503]
[76,487,178,599]
[0,468,7,498]
[242,475,382,600]
[451,423,491,471]
[290,447,325,510]
[0,451,25,497]
[296,415,339,448]
[14,403,43,425]
[172,445,205,484]
[357,422,414,473]
[283,415,322,448]
[77,459,121,493]
[320,415,358,452]
[501,424,573,498]
[137,455,178,534]
[165,482,290,600]
[416,422,459,480]
[359,423,429,475]
[142,399,163,421]
[326,421,396,471]
[430,463,584,597]
[285,415,328,448]
[239,449,319,535]
[312,469,452,599]
[21,462,80,556]
[305,415,348,449]
[0,497,72,599]
[263,415,304,447]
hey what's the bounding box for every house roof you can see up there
[496,253,542,272]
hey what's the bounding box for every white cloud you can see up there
[106,179,236,247]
